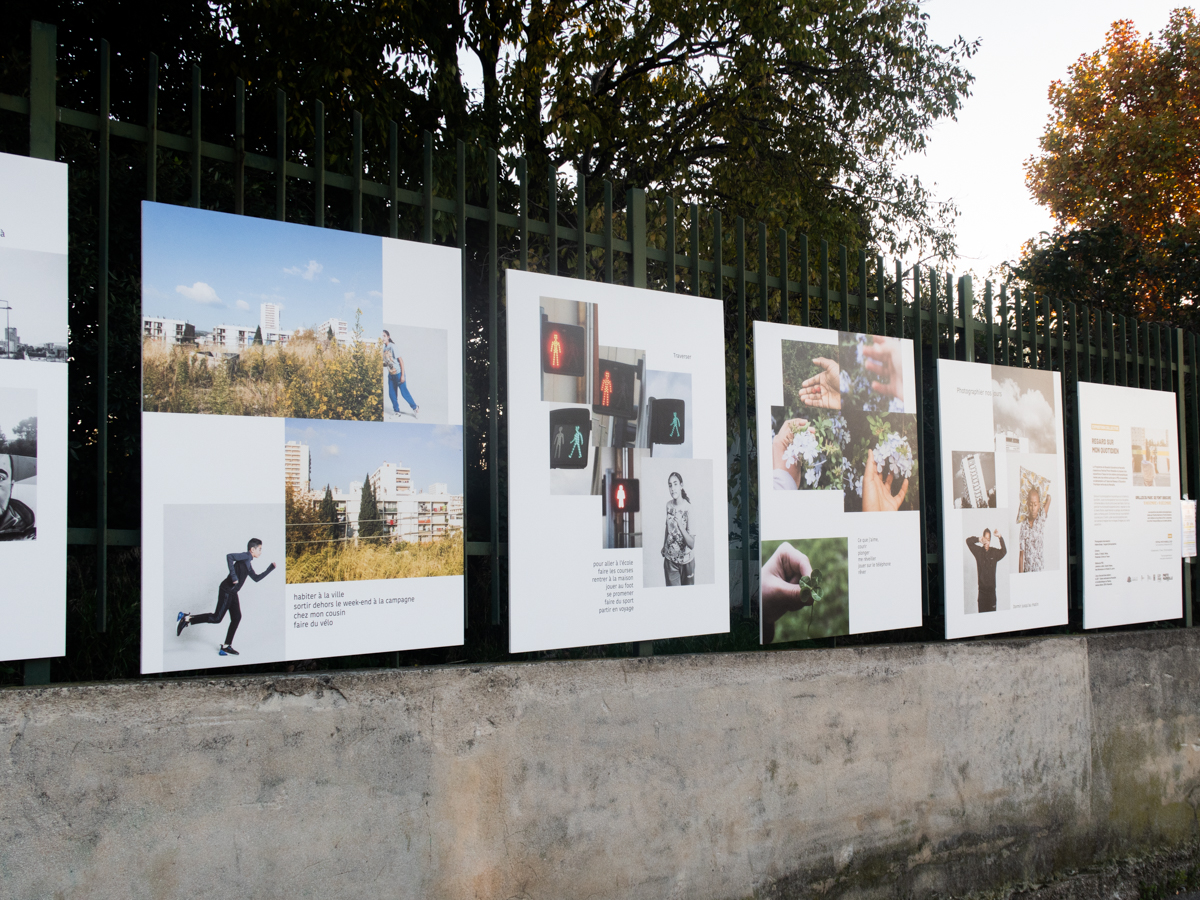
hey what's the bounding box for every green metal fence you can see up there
[0,22,1194,684]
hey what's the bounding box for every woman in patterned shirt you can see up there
[660,472,696,586]
[1018,486,1050,573]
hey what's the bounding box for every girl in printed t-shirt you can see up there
[661,472,696,586]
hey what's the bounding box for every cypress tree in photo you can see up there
[359,474,379,539]
[253,325,263,345]
[319,484,339,541]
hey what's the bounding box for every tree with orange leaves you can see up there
[1014,10,1200,327]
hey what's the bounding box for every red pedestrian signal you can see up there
[592,359,639,419]
[541,319,586,376]
[604,477,640,514]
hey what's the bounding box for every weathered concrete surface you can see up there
[0,631,1195,899]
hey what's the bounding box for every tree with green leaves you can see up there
[1013,10,1200,328]
[358,475,379,540]
[253,325,263,346]
[319,484,340,541]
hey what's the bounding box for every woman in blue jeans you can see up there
[383,330,419,418]
[661,472,696,585]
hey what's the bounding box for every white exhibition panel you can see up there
[1078,381,1182,629]
[752,322,922,643]
[0,152,69,662]
[506,270,730,653]
[140,204,464,673]
[937,359,1069,639]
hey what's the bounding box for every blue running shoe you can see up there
[176,612,188,636]
[219,644,239,656]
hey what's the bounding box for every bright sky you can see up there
[286,419,464,496]
[141,204,383,334]
[907,0,1184,279]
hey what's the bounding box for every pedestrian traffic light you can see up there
[593,359,639,420]
[650,398,686,445]
[549,407,591,469]
[604,477,640,515]
[541,318,586,376]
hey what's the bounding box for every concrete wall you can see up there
[1,630,1198,899]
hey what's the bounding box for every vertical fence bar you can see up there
[759,223,769,322]
[1177,329,1192,626]
[487,148,500,625]
[351,111,363,232]
[911,266,929,615]
[690,205,701,296]
[665,197,676,293]
[780,231,789,324]
[29,21,56,158]
[388,121,398,239]
[94,39,111,638]
[875,256,885,336]
[959,276,974,363]
[421,131,433,242]
[1102,312,1114,384]
[1119,315,1129,386]
[895,260,903,339]
[820,240,830,329]
[190,65,201,207]
[857,250,868,333]
[713,211,723,301]
[603,181,613,284]
[799,235,810,327]
[519,159,529,271]
[736,218,751,618]
[984,282,995,363]
[548,169,558,276]
[628,188,646,289]
[146,54,159,202]
[999,285,1009,366]
[234,79,245,215]
[25,21,56,681]
[275,90,287,221]
[313,102,325,227]
[1143,320,1151,389]
[577,173,587,280]
[839,245,849,331]
[1055,298,1065,378]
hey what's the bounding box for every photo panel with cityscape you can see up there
[142,203,391,421]
[0,152,69,661]
[936,359,1068,639]
[1077,382,1182,629]
[140,208,464,672]
[507,270,730,653]
[641,457,715,589]
[754,321,923,645]
[282,418,464,659]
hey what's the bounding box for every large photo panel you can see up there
[936,360,1069,639]
[506,270,730,653]
[141,204,463,672]
[753,322,922,644]
[1078,382,1182,629]
[0,152,70,662]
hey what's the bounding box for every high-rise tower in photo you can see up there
[260,302,281,333]
[284,440,310,495]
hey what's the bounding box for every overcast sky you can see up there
[905,0,1183,279]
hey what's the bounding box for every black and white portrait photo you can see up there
[961,507,1010,615]
[991,365,1056,454]
[641,457,715,588]
[0,387,37,541]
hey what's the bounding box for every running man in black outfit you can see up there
[176,538,276,656]
[966,528,1006,613]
